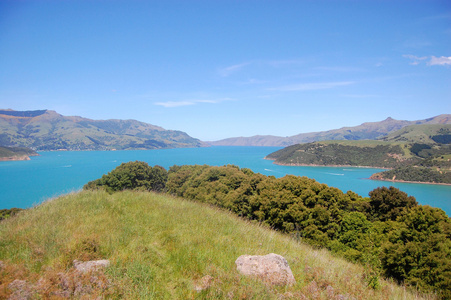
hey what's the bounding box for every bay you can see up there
[1,146,450,216]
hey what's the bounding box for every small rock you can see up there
[8,279,34,300]
[235,253,296,286]
[73,259,110,274]
[326,285,335,298]
[194,275,213,292]
[305,280,319,298]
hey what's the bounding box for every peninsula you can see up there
[266,124,451,185]
[0,146,38,161]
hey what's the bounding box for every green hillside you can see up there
[266,124,451,184]
[266,140,413,168]
[0,109,204,150]
[380,124,451,144]
[80,162,451,297]
[0,190,432,299]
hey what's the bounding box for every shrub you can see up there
[83,161,168,193]
[0,208,23,221]
[368,186,417,221]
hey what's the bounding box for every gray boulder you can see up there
[73,259,110,273]
[235,253,296,286]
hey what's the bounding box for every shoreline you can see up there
[369,174,451,186]
[370,177,451,186]
[265,157,390,170]
[0,155,31,162]
[266,157,451,186]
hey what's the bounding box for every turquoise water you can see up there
[1,146,450,216]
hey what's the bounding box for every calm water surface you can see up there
[1,146,450,215]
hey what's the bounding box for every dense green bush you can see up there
[381,206,451,298]
[84,161,168,193]
[368,186,417,221]
[0,208,23,221]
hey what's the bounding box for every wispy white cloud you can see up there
[269,81,355,92]
[403,54,428,65]
[428,56,451,66]
[218,59,306,77]
[404,54,451,66]
[154,101,195,108]
[154,98,232,108]
[218,62,251,77]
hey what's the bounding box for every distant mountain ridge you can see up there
[0,109,204,151]
[210,115,451,147]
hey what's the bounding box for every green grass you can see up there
[435,154,451,161]
[383,124,451,144]
[319,140,408,147]
[0,190,435,299]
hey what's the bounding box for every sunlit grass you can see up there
[0,190,435,299]
[320,140,407,147]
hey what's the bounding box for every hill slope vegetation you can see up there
[0,109,204,150]
[266,124,451,184]
[83,161,451,297]
[210,115,451,147]
[1,190,436,299]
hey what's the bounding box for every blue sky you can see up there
[0,0,450,141]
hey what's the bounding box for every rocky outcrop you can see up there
[8,280,34,300]
[235,253,296,286]
[73,259,110,273]
[5,260,112,299]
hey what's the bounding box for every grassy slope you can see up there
[0,190,432,299]
[381,124,451,144]
[319,140,417,159]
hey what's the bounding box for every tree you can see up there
[83,161,167,193]
[368,186,417,221]
[381,206,451,297]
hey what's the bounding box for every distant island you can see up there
[0,146,38,161]
[0,109,205,151]
[266,124,451,185]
